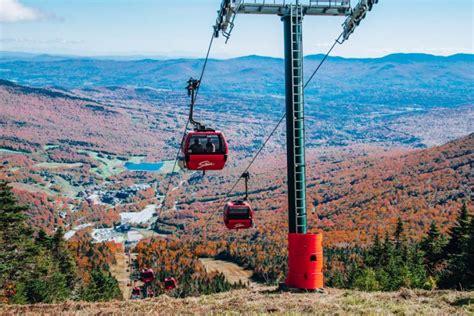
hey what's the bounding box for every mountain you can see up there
[1,53,472,104]
[185,133,473,246]
[0,56,472,306]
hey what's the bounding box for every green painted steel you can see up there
[283,5,307,234]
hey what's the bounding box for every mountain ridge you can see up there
[1,50,472,62]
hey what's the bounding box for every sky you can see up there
[0,0,473,58]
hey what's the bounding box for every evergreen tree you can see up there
[51,227,77,289]
[79,269,122,302]
[421,222,447,277]
[466,216,474,289]
[441,204,472,289]
[352,268,380,291]
[405,243,428,289]
[394,217,404,249]
[0,181,38,302]
[366,234,383,266]
[35,229,52,249]
[446,204,470,255]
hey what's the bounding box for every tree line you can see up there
[326,204,474,291]
[0,181,122,304]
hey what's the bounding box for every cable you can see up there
[148,31,216,244]
[304,32,343,89]
[195,33,215,100]
[199,32,344,235]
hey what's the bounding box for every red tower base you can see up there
[285,233,324,290]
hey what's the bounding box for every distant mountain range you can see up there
[1,51,472,97]
[1,52,472,148]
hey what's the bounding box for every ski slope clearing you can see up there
[200,258,253,285]
[1,287,472,315]
[120,205,157,225]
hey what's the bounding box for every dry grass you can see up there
[1,287,472,315]
[200,258,253,285]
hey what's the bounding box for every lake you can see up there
[124,162,164,172]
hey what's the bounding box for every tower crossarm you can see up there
[341,0,380,43]
[214,0,381,44]
[214,0,351,40]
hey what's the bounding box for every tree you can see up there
[445,204,470,255]
[51,227,77,289]
[79,269,122,302]
[466,216,474,289]
[366,234,383,266]
[421,222,447,277]
[0,181,38,302]
[441,204,472,289]
[394,217,404,249]
[352,268,380,291]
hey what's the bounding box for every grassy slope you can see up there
[1,287,472,315]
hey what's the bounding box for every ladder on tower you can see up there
[289,4,307,233]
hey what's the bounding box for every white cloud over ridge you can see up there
[0,0,45,23]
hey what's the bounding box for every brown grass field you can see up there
[1,286,472,315]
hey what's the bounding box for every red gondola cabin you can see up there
[164,277,177,290]
[140,269,155,284]
[180,130,228,171]
[131,287,141,299]
[224,201,253,230]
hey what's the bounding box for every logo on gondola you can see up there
[234,223,245,228]
[198,161,215,169]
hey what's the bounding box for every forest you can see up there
[0,78,472,303]
[0,182,121,304]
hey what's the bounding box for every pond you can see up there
[124,161,164,172]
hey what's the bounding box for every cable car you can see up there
[146,287,155,298]
[164,277,177,290]
[179,129,228,171]
[223,172,253,230]
[140,268,155,284]
[179,78,229,172]
[224,200,253,230]
[131,287,142,299]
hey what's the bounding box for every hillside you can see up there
[1,54,473,148]
[0,75,471,240]
[1,286,472,315]
[181,134,473,246]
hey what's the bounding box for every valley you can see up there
[0,53,472,303]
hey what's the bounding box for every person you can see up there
[206,138,216,153]
[189,138,203,153]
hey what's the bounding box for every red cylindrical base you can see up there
[285,233,324,290]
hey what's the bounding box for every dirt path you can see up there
[200,258,254,285]
[109,245,131,300]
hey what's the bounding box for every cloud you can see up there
[0,0,46,23]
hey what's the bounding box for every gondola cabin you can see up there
[131,287,141,299]
[164,277,177,290]
[140,268,155,284]
[180,130,228,171]
[224,201,253,230]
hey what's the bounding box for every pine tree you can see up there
[0,181,38,302]
[442,204,472,289]
[79,269,122,302]
[464,215,474,289]
[406,243,428,289]
[421,222,447,276]
[366,234,383,266]
[51,227,77,290]
[446,204,470,255]
[394,217,404,249]
[35,229,52,249]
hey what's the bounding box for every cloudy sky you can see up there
[1,0,473,58]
